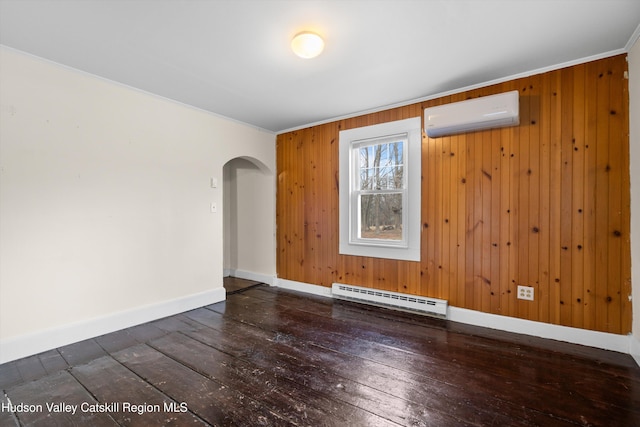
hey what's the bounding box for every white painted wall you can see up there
[0,47,275,362]
[223,164,233,275]
[629,38,640,364]
[223,157,275,280]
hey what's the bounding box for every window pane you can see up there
[359,141,403,190]
[360,167,375,190]
[359,193,403,240]
[359,146,373,190]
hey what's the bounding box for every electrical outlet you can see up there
[517,285,534,301]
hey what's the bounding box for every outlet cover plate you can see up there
[517,285,534,301]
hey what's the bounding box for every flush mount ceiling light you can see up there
[291,31,324,59]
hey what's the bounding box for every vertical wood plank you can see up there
[548,70,563,325]
[499,116,512,316]
[447,132,459,304]
[480,126,493,313]
[538,71,552,324]
[620,56,632,334]
[517,82,531,319]
[594,59,611,332]
[466,126,480,310]
[507,82,521,318]
[583,61,598,330]
[434,126,444,298]
[456,130,468,308]
[528,76,541,321]
[607,57,624,334]
[559,67,574,326]
[571,63,586,329]
[441,133,452,300]
[426,102,439,297]
[490,127,502,314]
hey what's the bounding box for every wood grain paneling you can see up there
[276,54,631,334]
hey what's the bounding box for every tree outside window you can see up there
[356,138,405,242]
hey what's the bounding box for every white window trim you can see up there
[339,117,421,261]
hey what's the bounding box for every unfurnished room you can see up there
[1,1,640,426]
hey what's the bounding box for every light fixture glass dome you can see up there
[291,32,324,59]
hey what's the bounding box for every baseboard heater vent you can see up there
[331,283,448,317]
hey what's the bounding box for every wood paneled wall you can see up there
[276,54,631,334]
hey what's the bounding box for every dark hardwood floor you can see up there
[1,277,639,426]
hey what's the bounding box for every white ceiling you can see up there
[1,0,639,133]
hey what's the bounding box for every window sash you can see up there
[350,134,408,248]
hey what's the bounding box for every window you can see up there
[339,117,421,261]
[353,135,406,245]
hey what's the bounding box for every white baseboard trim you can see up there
[448,306,632,355]
[273,278,637,363]
[0,287,226,364]
[273,278,332,297]
[228,269,275,286]
[631,335,640,367]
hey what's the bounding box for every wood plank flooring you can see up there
[1,277,639,426]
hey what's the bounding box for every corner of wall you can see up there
[630,334,640,367]
[628,35,640,351]
[228,269,275,286]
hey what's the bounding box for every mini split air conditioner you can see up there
[424,90,519,138]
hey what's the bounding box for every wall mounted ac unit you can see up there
[424,90,519,138]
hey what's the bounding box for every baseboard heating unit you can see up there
[331,283,448,317]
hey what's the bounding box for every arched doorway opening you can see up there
[222,156,275,287]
